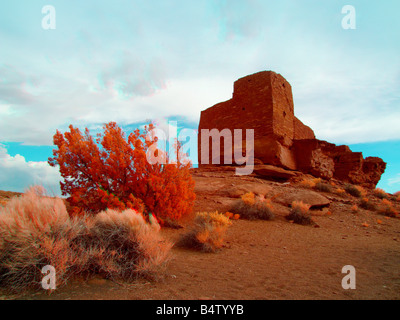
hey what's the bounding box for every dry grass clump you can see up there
[0,186,172,292]
[300,179,317,188]
[177,211,232,253]
[379,199,398,218]
[71,209,172,280]
[231,192,275,221]
[314,181,333,193]
[300,178,333,193]
[345,184,366,198]
[374,188,388,199]
[335,188,346,195]
[300,178,321,189]
[359,197,376,211]
[286,201,313,225]
[0,186,75,291]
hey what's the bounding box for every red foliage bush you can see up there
[48,122,195,222]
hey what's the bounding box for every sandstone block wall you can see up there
[198,71,314,170]
[198,71,386,188]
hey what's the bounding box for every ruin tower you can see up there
[197,70,386,188]
[198,71,314,169]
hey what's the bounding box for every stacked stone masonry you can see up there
[198,71,386,188]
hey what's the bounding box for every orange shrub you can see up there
[379,199,397,217]
[300,178,320,189]
[300,179,315,188]
[312,178,322,185]
[345,184,366,198]
[224,212,234,219]
[233,193,275,220]
[286,201,313,225]
[374,188,388,199]
[359,197,376,211]
[335,188,346,195]
[224,212,240,220]
[292,201,311,214]
[351,204,358,213]
[48,122,195,223]
[241,192,255,205]
[177,211,232,252]
[301,178,332,193]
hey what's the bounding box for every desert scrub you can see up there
[374,188,388,199]
[177,211,232,253]
[300,178,332,193]
[300,178,321,189]
[335,188,346,196]
[286,201,313,225]
[0,186,172,292]
[71,208,172,280]
[314,181,333,193]
[379,199,397,218]
[359,197,376,211]
[345,184,366,198]
[231,192,275,220]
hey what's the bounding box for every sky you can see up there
[0,0,399,195]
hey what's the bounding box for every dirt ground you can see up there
[1,168,400,300]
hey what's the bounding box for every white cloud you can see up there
[0,1,399,148]
[292,64,400,144]
[388,174,400,187]
[0,145,62,195]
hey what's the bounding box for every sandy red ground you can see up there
[1,168,399,300]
